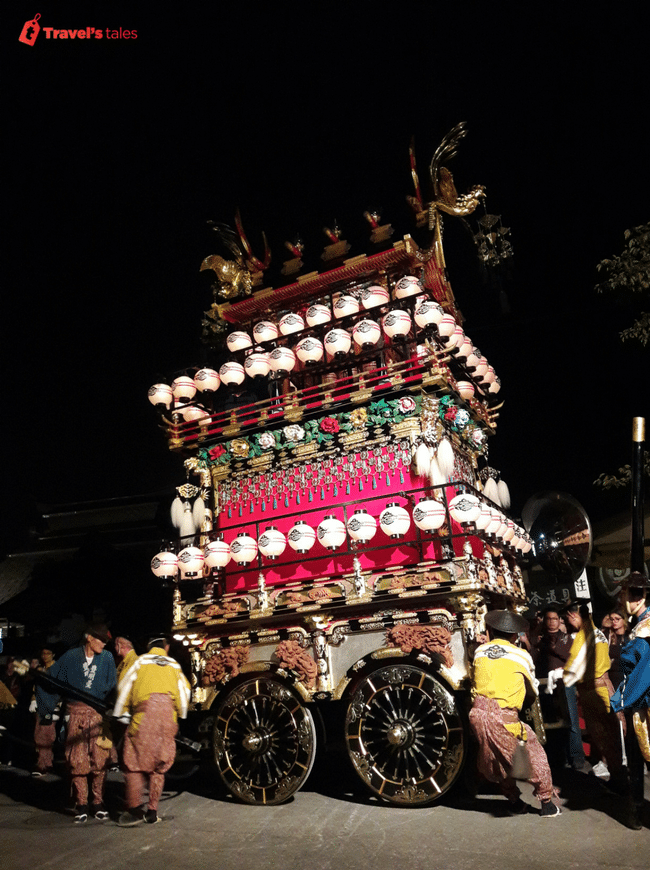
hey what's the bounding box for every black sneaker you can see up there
[74,805,89,824]
[92,804,110,821]
[540,800,561,818]
[507,798,529,815]
[117,809,143,827]
[144,809,160,824]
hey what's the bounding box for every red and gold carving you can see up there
[202,646,250,685]
[274,640,318,688]
[386,624,454,668]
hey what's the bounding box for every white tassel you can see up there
[436,437,455,479]
[171,496,184,529]
[180,501,196,538]
[429,455,447,487]
[497,479,511,510]
[414,442,431,478]
[192,496,206,529]
[484,477,500,504]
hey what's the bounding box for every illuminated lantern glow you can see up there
[361,285,390,309]
[244,351,271,378]
[295,336,324,364]
[279,312,305,335]
[456,337,474,360]
[306,304,331,327]
[219,361,246,386]
[382,309,412,338]
[487,373,502,395]
[503,518,516,543]
[482,364,496,385]
[449,326,465,349]
[393,275,423,299]
[287,520,316,553]
[474,503,493,531]
[333,294,360,318]
[253,321,279,343]
[414,299,444,328]
[324,328,352,357]
[486,508,502,536]
[352,319,381,347]
[229,533,258,566]
[379,503,411,538]
[437,314,457,341]
[317,515,347,550]
[177,546,205,579]
[456,381,475,401]
[412,498,446,531]
[258,526,287,560]
[204,538,230,569]
[346,509,377,543]
[194,368,221,393]
[148,383,173,408]
[473,354,490,379]
[151,550,179,579]
[171,376,197,403]
[226,331,253,353]
[449,493,482,524]
[269,346,296,374]
[180,405,208,425]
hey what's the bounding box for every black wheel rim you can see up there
[214,676,316,805]
[345,665,465,805]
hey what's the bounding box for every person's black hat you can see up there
[485,610,529,635]
[615,571,649,591]
[560,598,591,614]
[86,623,112,644]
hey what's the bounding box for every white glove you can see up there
[546,667,564,694]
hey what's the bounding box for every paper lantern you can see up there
[324,328,352,357]
[361,285,390,309]
[306,304,331,327]
[456,381,475,401]
[269,346,296,374]
[393,275,423,299]
[194,368,221,393]
[487,374,502,395]
[474,503,493,532]
[226,331,253,353]
[346,509,377,543]
[437,315,458,341]
[204,539,230,569]
[151,550,179,579]
[317,515,346,550]
[414,299,444,328]
[279,312,305,336]
[229,533,258,566]
[287,520,316,553]
[148,383,173,408]
[448,326,465,349]
[382,309,412,338]
[485,508,502,536]
[456,337,474,361]
[502,518,516,543]
[180,405,208,425]
[473,354,489,379]
[244,351,271,378]
[449,493,482,524]
[178,546,205,579]
[219,361,245,386]
[352,319,381,347]
[171,376,197,403]
[295,336,324,364]
[333,294,360,318]
[379,503,411,538]
[253,321,279,343]
[413,498,446,531]
[258,526,287,560]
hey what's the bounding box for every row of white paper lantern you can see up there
[151,496,531,579]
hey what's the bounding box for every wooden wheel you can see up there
[213,675,316,805]
[345,664,465,805]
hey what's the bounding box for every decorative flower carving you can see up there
[397,396,416,414]
[258,431,275,450]
[230,438,250,458]
[320,417,339,434]
[208,444,227,460]
[350,408,367,429]
[283,424,305,443]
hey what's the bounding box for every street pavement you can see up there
[1,756,648,870]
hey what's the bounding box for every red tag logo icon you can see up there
[19,13,41,46]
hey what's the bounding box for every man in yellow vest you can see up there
[113,635,190,825]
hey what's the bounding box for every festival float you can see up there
[147,124,534,806]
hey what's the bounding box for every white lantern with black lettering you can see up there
[258,526,287,560]
[171,376,197,404]
[324,328,352,357]
[204,538,230,569]
[279,312,305,336]
[226,331,253,353]
[393,275,423,299]
[219,361,246,386]
[352,319,381,347]
[449,493,482,524]
[269,346,296,374]
[253,321,279,344]
[229,532,258,566]
[379,503,411,538]
[295,336,324,364]
[148,383,173,409]
[317,515,346,550]
[306,304,331,327]
[287,520,316,553]
[382,309,412,339]
[151,550,179,580]
[412,497,446,531]
[178,546,205,579]
[194,368,221,393]
[361,285,390,309]
[333,294,360,318]
[244,350,271,378]
[346,509,377,543]
[414,299,444,328]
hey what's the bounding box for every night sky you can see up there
[4,4,648,555]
